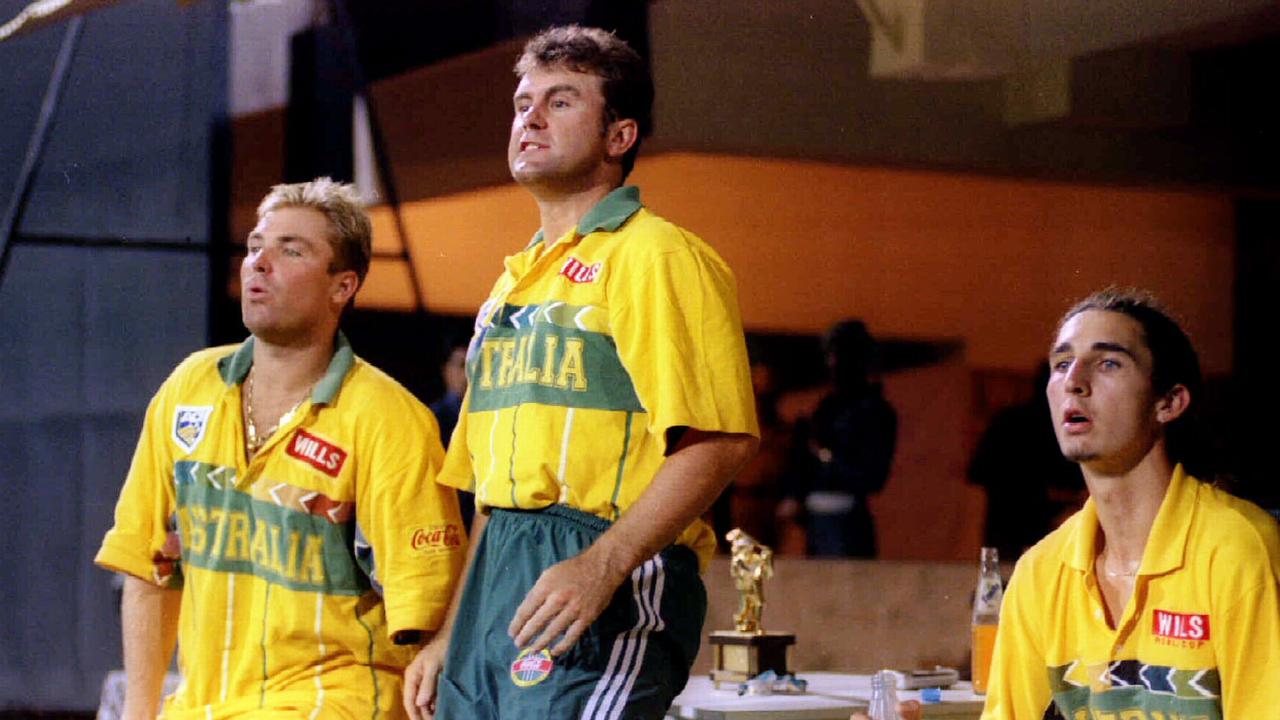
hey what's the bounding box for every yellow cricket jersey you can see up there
[982,465,1280,720]
[96,334,466,720]
[438,186,759,569]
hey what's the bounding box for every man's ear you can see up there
[1155,383,1191,424]
[332,270,359,306]
[606,117,639,162]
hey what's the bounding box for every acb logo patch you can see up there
[173,406,212,453]
[510,648,554,687]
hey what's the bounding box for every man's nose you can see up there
[248,247,272,272]
[520,103,547,129]
[1064,362,1089,395]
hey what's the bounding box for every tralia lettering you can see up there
[477,331,590,392]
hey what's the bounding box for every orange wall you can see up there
[876,360,986,561]
[352,152,1237,561]
[361,151,1235,374]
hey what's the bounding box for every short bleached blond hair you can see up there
[257,177,372,285]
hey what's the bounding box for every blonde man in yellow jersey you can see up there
[982,289,1280,719]
[96,178,466,720]
[403,26,759,720]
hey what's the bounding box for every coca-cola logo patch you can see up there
[410,524,464,554]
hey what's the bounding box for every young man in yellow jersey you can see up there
[404,25,759,720]
[96,178,466,720]
[982,289,1280,719]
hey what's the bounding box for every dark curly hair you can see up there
[515,25,653,180]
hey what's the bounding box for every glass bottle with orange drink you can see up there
[970,546,1002,694]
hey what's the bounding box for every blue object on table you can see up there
[920,687,943,703]
[737,670,809,696]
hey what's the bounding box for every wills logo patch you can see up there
[1153,609,1210,641]
[510,648,554,687]
[173,406,212,453]
[559,257,602,284]
[410,524,464,554]
[286,429,348,477]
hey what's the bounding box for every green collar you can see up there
[528,185,643,247]
[217,332,355,405]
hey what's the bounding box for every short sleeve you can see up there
[357,392,466,636]
[607,233,759,448]
[1215,551,1280,715]
[95,381,181,586]
[436,391,476,493]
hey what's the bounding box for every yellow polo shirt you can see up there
[96,335,465,720]
[982,465,1280,719]
[438,186,759,568]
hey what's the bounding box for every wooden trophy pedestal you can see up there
[708,630,796,687]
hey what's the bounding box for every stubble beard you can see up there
[1058,436,1099,465]
[1064,449,1100,464]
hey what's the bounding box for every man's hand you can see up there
[508,430,755,658]
[849,700,922,720]
[508,549,626,656]
[403,638,446,720]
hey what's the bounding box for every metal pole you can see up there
[0,15,85,286]
[325,0,427,313]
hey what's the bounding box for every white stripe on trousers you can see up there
[580,555,667,720]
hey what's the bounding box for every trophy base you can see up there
[708,630,796,688]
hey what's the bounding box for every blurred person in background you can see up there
[429,338,467,446]
[714,353,799,552]
[785,320,897,558]
[430,338,474,530]
[968,362,1086,560]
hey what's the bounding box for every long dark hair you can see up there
[1059,287,1209,476]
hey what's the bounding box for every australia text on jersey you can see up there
[475,333,588,391]
[171,462,367,595]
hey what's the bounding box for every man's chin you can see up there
[1064,449,1099,464]
[242,320,290,344]
[242,316,269,337]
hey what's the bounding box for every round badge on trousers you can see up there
[510,648,554,687]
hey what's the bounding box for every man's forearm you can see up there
[404,511,488,719]
[587,430,758,582]
[122,576,181,720]
[507,430,757,654]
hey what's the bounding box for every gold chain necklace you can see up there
[243,369,304,456]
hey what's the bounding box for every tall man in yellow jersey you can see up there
[404,25,759,720]
[96,178,466,720]
[982,289,1280,719]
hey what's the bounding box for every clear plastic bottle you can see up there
[970,546,1003,694]
[868,669,901,720]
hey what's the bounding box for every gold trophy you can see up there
[708,529,796,687]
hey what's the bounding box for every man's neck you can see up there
[1083,444,1174,567]
[251,333,335,397]
[530,182,618,245]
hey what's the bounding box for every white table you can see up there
[667,672,985,720]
